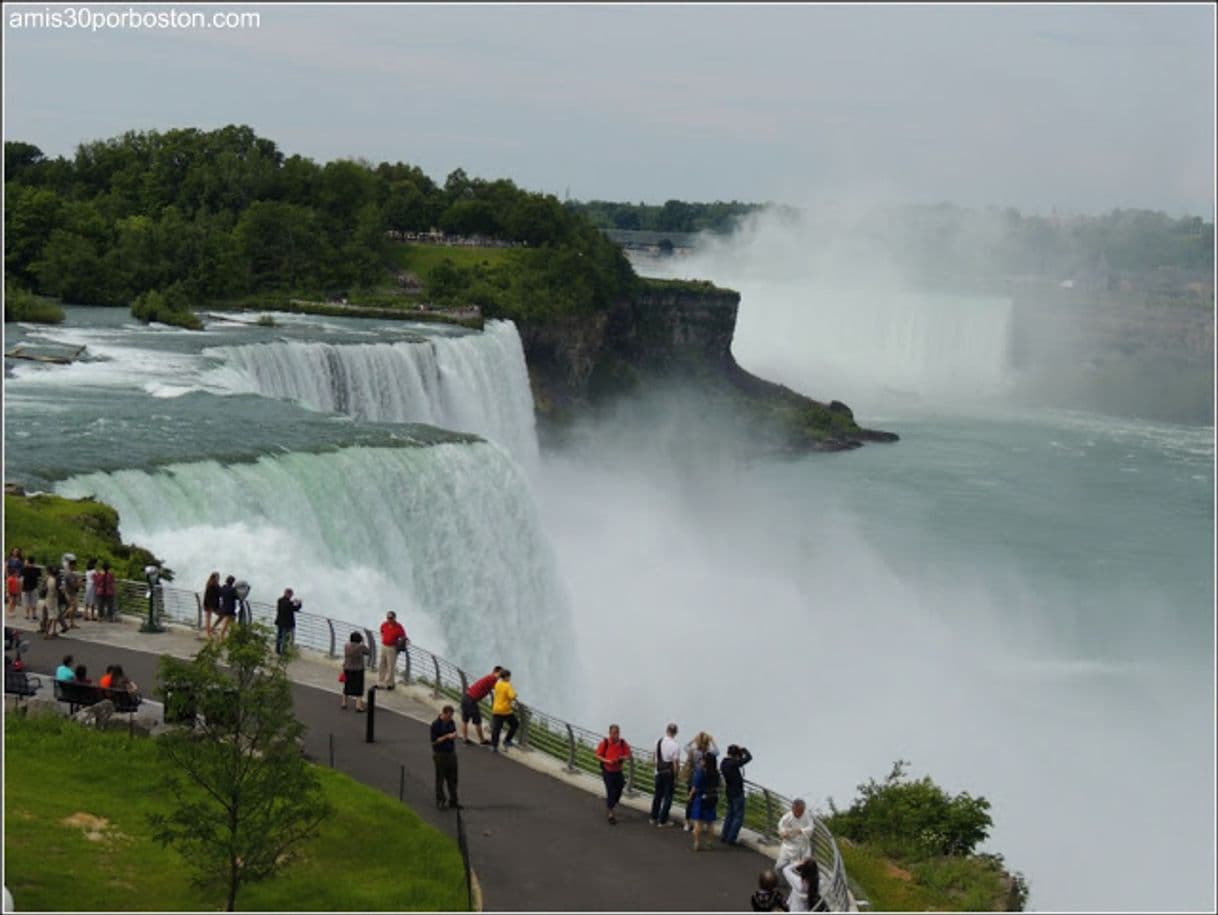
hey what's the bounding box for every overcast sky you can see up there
[3,3,1214,216]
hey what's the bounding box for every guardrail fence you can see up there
[118,579,851,910]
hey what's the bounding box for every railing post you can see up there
[194,591,202,629]
[763,788,777,841]
[326,618,336,658]
[458,668,468,698]
[518,705,530,747]
[626,755,637,796]
[403,646,412,684]
[430,653,441,698]
[365,687,376,743]
[364,629,377,668]
[565,723,577,772]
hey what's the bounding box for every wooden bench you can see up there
[53,679,142,715]
[4,667,44,703]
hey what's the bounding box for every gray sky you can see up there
[3,2,1214,216]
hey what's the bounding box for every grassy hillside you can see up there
[3,714,467,912]
[3,491,166,582]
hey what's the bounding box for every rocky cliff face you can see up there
[518,279,897,450]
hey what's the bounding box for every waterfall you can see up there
[732,284,1016,406]
[56,440,572,702]
[206,320,539,464]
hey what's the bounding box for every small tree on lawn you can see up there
[149,622,330,911]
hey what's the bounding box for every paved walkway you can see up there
[12,617,777,911]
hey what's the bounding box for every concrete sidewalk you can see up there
[10,617,777,912]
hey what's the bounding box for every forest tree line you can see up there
[4,126,635,320]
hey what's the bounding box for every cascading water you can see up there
[205,319,539,465]
[57,440,572,704]
[726,281,1016,414]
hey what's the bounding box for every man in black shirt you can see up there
[720,744,754,845]
[20,557,41,622]
[430,705,460,809]
[274,588,301,656]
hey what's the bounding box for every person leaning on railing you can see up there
[274,588,301,656]
[719,744,754,846]
[461,665,501,746]
[489,669,519,753]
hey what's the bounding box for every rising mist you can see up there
[536,208,1215,910]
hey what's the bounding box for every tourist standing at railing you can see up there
[595,724,632,826]
[98,562,117,622]
[775,799,815,875]
[650,722,681,827]
[782,858,822,912]
[340,631,370,712]
[20,556,41,623]
[720,744,754,846]
[688,752,721,851]
[61,555,80,630]
[202,571,221,640]
[215,575,238,640]
[489,668,519,753]
[274,588,301,656]
[461,665,501,745]
[40,564,60,639]
[377,610,408,689]
[751,869,789,912]
[682,730,719,830]
[83,558,98,622]
[430,704,462,810]
[6,567,19,618]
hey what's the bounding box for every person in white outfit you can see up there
[782,857,821,912]
[775,798,815,873]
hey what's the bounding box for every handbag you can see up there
[338,671,347,683]
[394,635,407,651]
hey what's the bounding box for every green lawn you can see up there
[3,715,468,912]
[389,242,519,284]
[839,840,1018,911]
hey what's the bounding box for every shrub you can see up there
[4,282,64,323]
[131,281,202,329]
[827,759,993,859]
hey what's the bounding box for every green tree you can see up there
[3,184,63,280]
[827,760,993,859]
[149,623,330,912]
[233,200,326,290]
[439,198,502,237]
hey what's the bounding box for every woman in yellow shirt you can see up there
[489,669,519,753]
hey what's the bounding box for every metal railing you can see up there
[121,579,852,910]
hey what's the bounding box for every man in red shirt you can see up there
[377,610,407,690]
[595,724,632,825]
[460,665,501,745]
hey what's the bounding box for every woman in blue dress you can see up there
[688,752,720,851]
